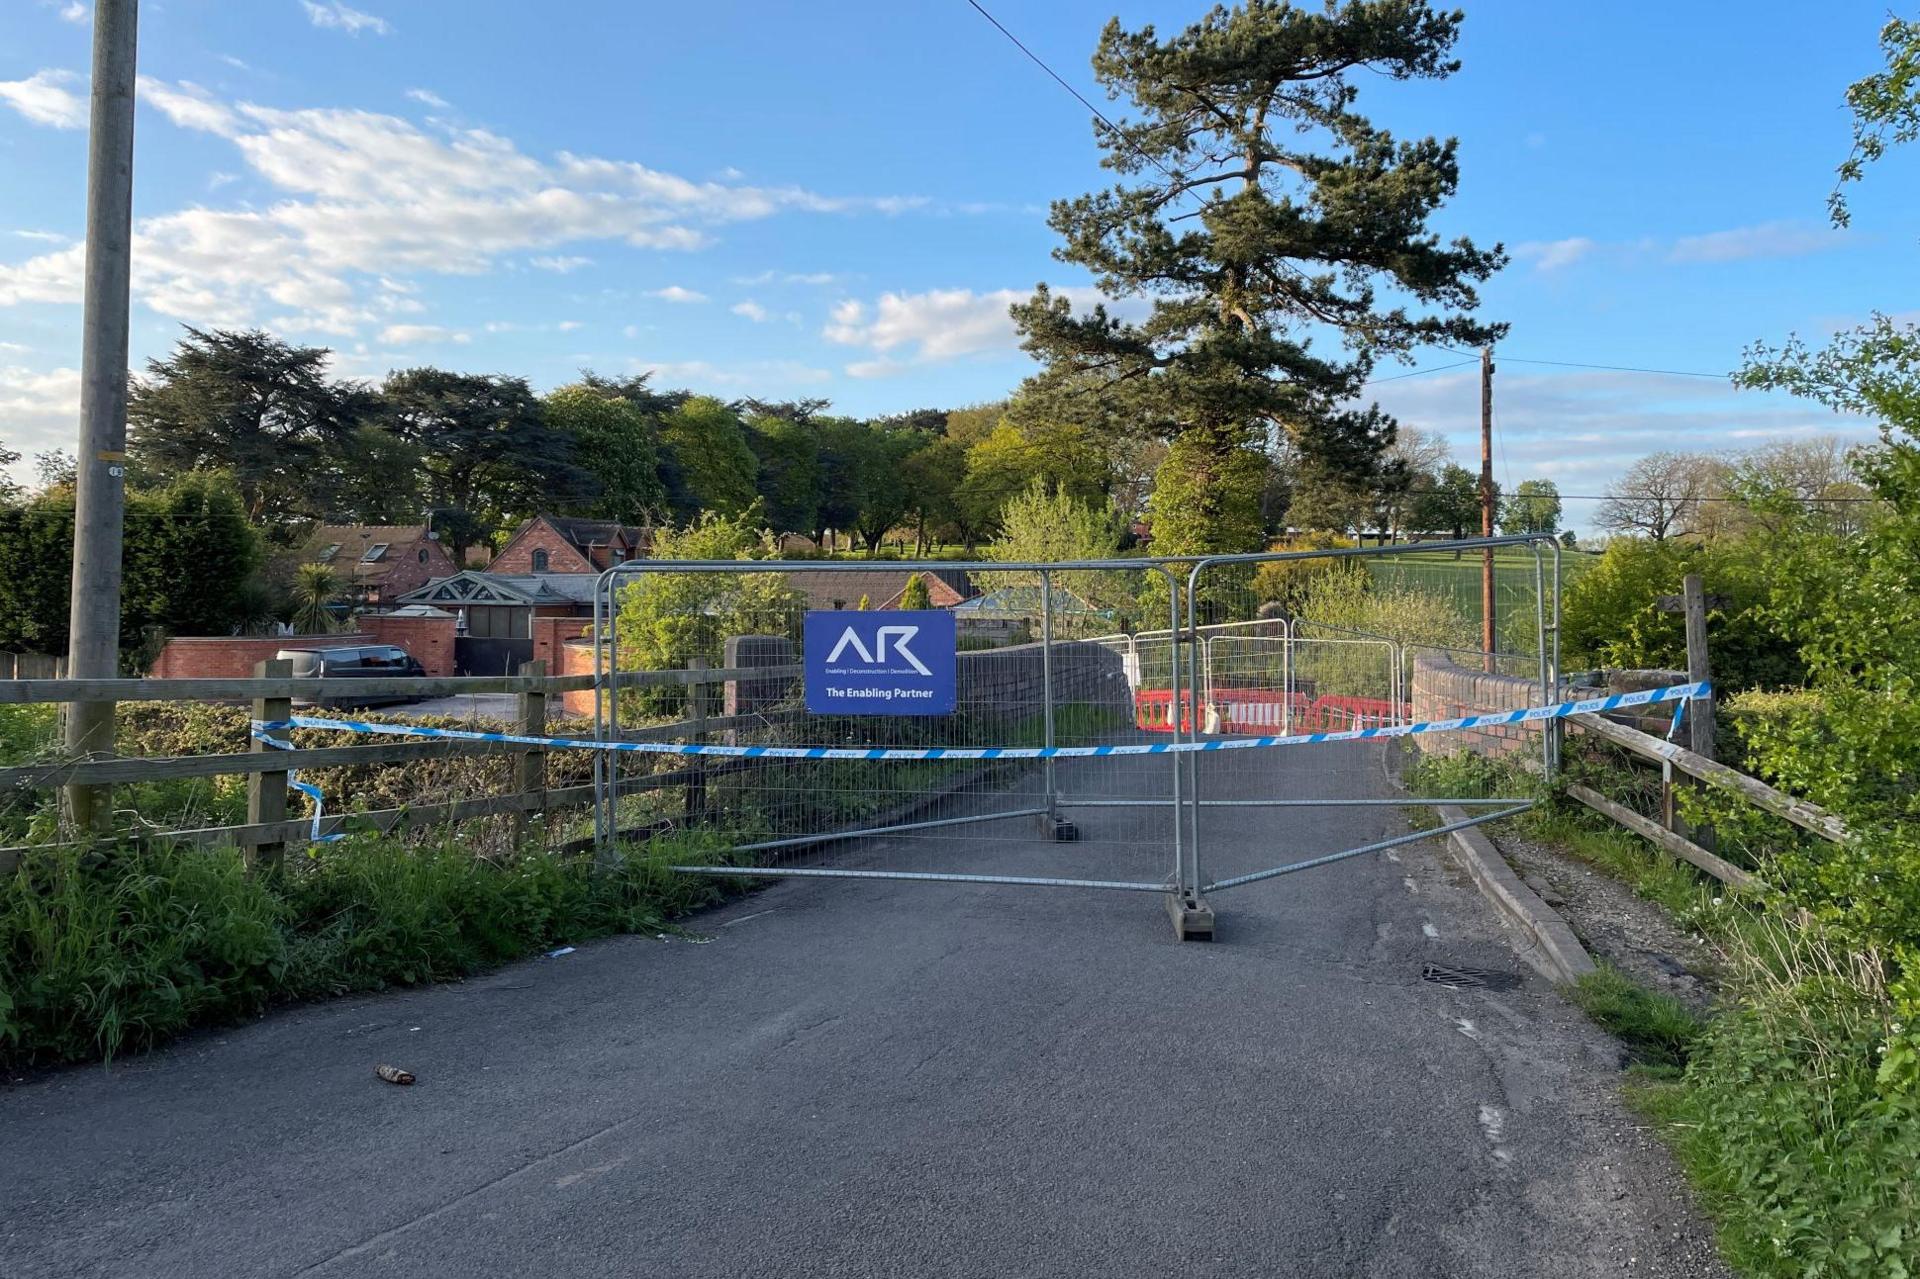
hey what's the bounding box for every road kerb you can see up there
[1436,804,1597,985]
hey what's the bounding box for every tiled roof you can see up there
[305,524,430,582]
[785,568,973,612]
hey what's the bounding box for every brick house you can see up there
[300,524,458,606]
[489,515,653,575]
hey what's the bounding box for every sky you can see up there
[2,0,1917,532]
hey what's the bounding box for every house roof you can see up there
[303,524,434,585]
[398,570,599,608]
[786,568,973,612]
[542,515,651,550]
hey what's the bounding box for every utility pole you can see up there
[1479,345,1496,669]
[62,0,139,833]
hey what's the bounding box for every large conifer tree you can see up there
[1012,0,1505,553]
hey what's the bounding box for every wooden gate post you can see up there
[245,658,292,870]
[515,658,547,848]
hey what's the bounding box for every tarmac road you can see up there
[1,742,1726,1278]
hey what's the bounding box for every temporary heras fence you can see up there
[558,535,1576,936]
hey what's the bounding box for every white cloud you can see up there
[530,254,590,273]
[1668,220,1845,264]
[59,2,87,24]
[734,269,842,287]
[0,79,924,336]
[731,299,769,322]
[824,287,1030,363]
[405,88,449,109]
[556,319,583,332]
[648,285,707,304]
[380,323,469,345]
[0,364,82,468]
[0,69,86,129]
[1513,237,1595,272]
[1363,367,1876,529]
[636,358,830,387]
[11,229,69,244]
[300,1,390,36]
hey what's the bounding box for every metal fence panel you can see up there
[589,559,1189,894]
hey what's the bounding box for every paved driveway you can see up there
[1,743,1726,1277]
[393,692,521,721]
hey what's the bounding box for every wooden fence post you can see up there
[515,659,547,848]
[686,657,708,825]
[1679,574,1717,850]
[245,657,292,870]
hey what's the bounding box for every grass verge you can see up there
[1410,747,1920,1276]
[1565,964,1702,1076]
[0,831,746,1069]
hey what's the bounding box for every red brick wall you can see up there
[371,538,460,602]
[1409,652,1541,759]
[489,519,597,575]
[148,633,370,680]
[361,614,456,676]
[560,637,598,717]
[532,614,591,675]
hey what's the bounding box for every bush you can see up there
[1561,536,1805,691]
[1647,927,1920,1277]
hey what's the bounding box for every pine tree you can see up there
[1012,0,1505,554]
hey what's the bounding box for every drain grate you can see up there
[1422,962,1523,991]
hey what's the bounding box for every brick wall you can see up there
[489,520,596,575]
[360,614,456,676]
[560,636,599,718]
[148,633,370,680]
[371,539,460,601]
[1409,651,1541,759]
[533,615,591,675]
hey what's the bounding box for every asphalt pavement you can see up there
[1,741,1727,1278]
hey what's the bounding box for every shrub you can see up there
[1648,923,1920,1277]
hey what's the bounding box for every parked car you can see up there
[277,644,425,708]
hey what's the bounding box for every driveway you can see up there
[1,742,1726,1277]
[393,692,521,721]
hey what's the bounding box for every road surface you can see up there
[2,742,1725,1277]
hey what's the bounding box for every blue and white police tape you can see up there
[251,679,1708,762]
[250,725,348,843]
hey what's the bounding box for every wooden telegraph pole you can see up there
[1479,345,1496,669]
[61,0,139,833]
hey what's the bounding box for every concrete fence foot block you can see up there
[1166,892,1215,942]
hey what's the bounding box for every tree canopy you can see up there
[1011,0,1505,554]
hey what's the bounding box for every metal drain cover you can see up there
[1422,962,1522,991]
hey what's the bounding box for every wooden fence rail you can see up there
[1559,710,1846,889]
[0,659,804,870]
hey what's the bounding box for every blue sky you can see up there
[2,0,1916,529]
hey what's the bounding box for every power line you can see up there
[1361,359,1476,385]
[1428,344,1728,380]
[963,0,1132,142]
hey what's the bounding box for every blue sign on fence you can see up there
[804,609,957,716]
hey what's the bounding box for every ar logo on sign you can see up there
[824,624,930,675]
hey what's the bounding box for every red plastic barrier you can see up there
[1134,688,1409,734]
